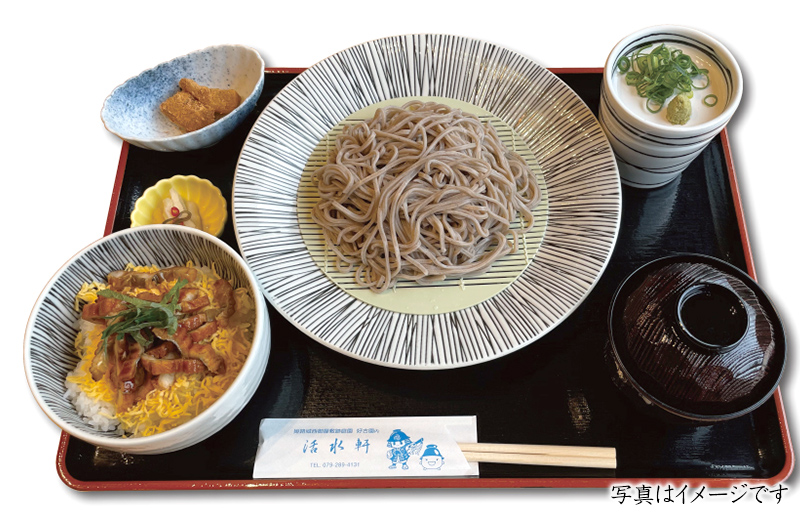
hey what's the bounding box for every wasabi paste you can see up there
[666,94,692,125]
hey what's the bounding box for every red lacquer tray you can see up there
[56,68,793,490]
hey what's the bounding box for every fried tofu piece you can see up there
[160,90,216,132]
[179,78,241,116]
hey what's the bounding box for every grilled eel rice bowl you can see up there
[65,263,256,437]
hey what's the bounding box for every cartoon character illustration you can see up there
[420,444,445,470]
[386,429,423,469]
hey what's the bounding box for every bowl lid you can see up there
[609,254,786,420]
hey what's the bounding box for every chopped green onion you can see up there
[646,99,663,113]
[692,72,710,90]
[675,54,693,70]
[703,94,718,107]
[616,43,712,116]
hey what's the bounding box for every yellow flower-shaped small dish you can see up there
[131,175,227,236]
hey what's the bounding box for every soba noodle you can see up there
[311,101,541,293]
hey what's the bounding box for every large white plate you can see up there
[233,34,621,370]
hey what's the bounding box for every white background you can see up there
[4,1,796,517]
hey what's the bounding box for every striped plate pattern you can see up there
[233,34,621,369]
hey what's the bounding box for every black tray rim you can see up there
[58,67,794,491]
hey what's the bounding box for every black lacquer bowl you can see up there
[607,254,786,423]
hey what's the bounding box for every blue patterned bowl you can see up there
[101,45,264,152]
[24,226,270,454]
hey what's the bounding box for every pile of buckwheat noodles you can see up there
[311,101,541,293]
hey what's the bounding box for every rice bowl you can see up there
[24,225,270,454]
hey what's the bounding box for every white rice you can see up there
[63,318,122,434]
[64,378,121,433]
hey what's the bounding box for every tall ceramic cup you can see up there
[599,26,743,188]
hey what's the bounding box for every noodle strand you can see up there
[312,101,541,293]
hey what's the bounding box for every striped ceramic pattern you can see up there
[26,226,259,444]
[599,29,740,188]
[233,34,621,369]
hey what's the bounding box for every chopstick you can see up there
[458,442,616,469]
